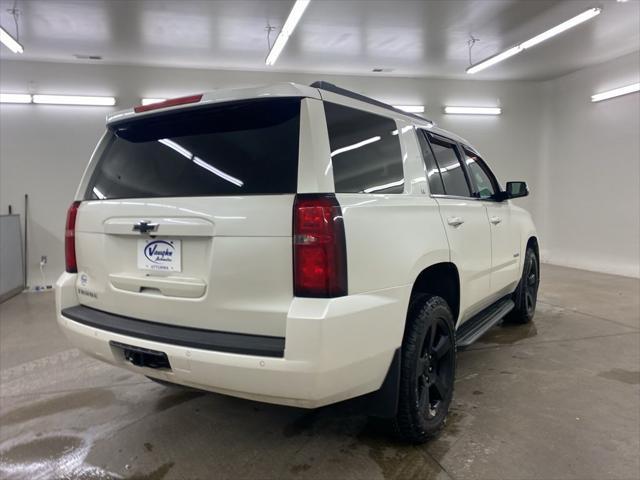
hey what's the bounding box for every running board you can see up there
[456,297,515,348]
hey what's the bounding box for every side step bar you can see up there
[456,297,515,348]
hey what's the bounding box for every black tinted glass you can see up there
[463,148,496,199]
[416,130,445,195]
[324,102,404,194]
[427,134,470,197]
[86,98,301,199]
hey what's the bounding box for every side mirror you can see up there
[494,181,529,201]
[505,181,529,199]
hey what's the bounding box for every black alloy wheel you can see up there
[416,316,455,420]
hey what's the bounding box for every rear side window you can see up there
[427,134,471,197]
[324,102,404,194]
[86,98,301,199]
[416,130,445,195]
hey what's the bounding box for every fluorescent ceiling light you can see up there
[520,8,602,50]
[467,7,601,74]
[391,126,414,136]
[393,105,425,113]
[265,0,310,66]
[591,83,640,102]
[92,187,106,200]
[32,95,116,106]
[0,26,23,54]
[159,138,244,187]
[141,98,167,105]
[331,136,381,157]
[467,46,523,74]
[444,106,502,115]
[363,179,405,193]
[192,157,244,187]
[0,93,32,103]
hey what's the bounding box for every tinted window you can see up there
[416,130,445,195]
[427,134,471,197]
[324,102,404,194]
[86,98,301,199]
[463,148,497,199]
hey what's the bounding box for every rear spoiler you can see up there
[106,83,321,125]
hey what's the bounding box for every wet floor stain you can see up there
[282,409,322,438]
[0,389,116,426]
[154,390,205,413]
[0,434,120,480]
[479,322,538,345]
[356,422,447,480]
[424,408,467,462]
[598,368,640,385]
[0,436,82,464]
[128,461,174,480]
[290,463,312,474]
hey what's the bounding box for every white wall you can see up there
[0,59,545,286]
[539,51,640,278]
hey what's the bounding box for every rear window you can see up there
[86,98,301,199]
[324,102,404,194]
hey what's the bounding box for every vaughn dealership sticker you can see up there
[137,239,182,272]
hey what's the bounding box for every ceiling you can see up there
[0,0,638,81]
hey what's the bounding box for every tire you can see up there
[394,294,456,444]
[505,247,539,324]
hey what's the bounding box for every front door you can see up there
[462,147,520,297]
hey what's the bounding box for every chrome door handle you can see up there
[447,217,464,227]
[490,216,502,225]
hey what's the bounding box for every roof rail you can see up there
[309,81,432,124]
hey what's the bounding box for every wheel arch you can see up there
[526,236,540,273]
[365,261,460,419]
[408,262,461,324]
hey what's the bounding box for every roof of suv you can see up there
[106,82,474,150]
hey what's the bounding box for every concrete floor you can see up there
[0,264,638,480]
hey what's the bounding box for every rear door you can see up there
[420,132,493,322]
[73,98,302,337]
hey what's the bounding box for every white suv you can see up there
[56,82,539,443]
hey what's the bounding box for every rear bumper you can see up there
[56,272,409,408]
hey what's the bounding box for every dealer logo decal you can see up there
[144,240,175,265]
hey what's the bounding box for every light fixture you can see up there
[265,0,310,66]
[467,7,601,74]
[32,94,116,106]
[466,47,523,74]
[331,136,381,157]
[393,105,425,113]
[0,93,32,103]
[0,25,23,54]
[158,138,244,187]
[141,98,167,105]
[363,179,405,193]
[591,82,640,102]
[391,126,414,136]
[444,106,502,115]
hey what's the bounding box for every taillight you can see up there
[133,94,203,113]
[293,194,347,297]
[65,201,81,273]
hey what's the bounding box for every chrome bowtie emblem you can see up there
[132,220,158,234]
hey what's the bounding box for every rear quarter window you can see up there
[86,98,301,199]
[324,102,404,194]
